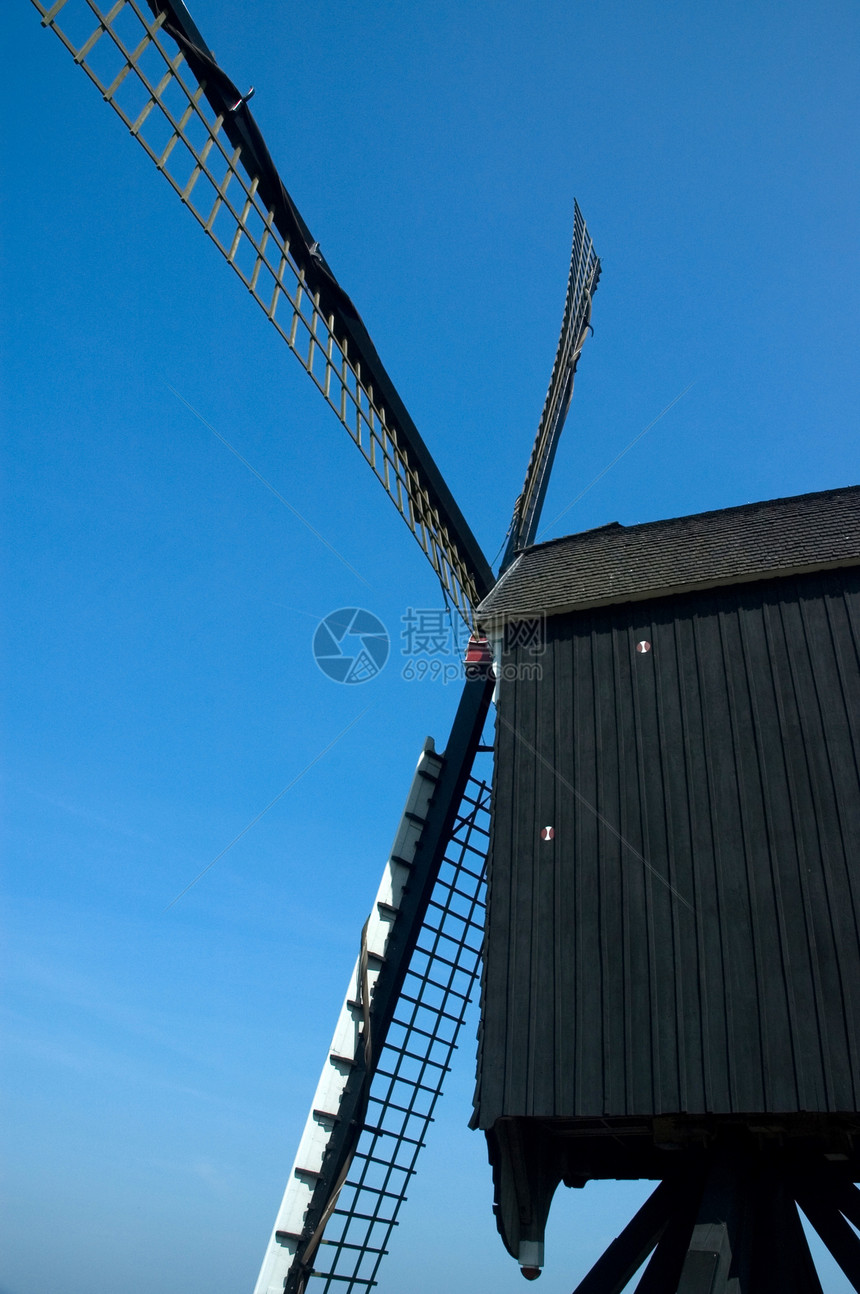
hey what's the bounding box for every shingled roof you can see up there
[478,485,860,625]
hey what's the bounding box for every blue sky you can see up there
[3,1,858,1292]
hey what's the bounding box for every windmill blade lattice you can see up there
[33,0,493,625]
[505,201,600,563]
[305,771,491,1293]
[254,746,492,1294]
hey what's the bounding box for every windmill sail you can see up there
[32,0,494,624]
[503,202,600,567]
[255,685,493,1294]
[308,780,489,1293]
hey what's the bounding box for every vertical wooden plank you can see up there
[674,604,724,1113]
[594,611,626,1115]
[698,597,764,1112]
[476,659,516,1123]
[652,603,701,1113]
[798,578,860,1109]
[612,611,653,1115]
[721,593,795,1112]
[531,634,558,1114]
[765,590,840,1111]
[630,603,682,1114]
[574,617,604,1114]
[734,590,808,1111]
[554,619,579,1115]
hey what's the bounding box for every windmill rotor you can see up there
[29,2,602,1290]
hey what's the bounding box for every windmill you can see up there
[24,3,860,1293]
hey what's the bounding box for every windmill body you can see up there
[475,488,860,1283]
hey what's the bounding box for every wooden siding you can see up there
[475,569,860,1125]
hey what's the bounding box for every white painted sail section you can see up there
[253,740,443,1294]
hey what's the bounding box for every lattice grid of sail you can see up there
[306,773,491,1291]
[33,0,488,625]
[512,201,600,551]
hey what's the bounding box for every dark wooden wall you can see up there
[475,568,860,1127]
